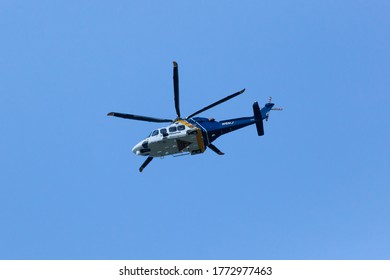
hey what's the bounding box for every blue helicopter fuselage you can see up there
[190,101,274,145]
[131,101,275,157]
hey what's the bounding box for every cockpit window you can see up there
[151,130,159,136]
[169,126,177,133]
[160,128,168,135]
[178,125,185,131]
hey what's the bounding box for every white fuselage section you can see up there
[131,121,205,157]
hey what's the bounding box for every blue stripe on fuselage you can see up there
[188,118,210,145]
[188,102,275,145]
[190,116,256,143]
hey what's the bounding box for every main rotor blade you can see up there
[186,88,245,119]
[208,144,224,155]
[107,112,172,123]
[139,156,153,172]
[173,61,180,118]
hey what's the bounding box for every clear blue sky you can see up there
[1,0,389,259]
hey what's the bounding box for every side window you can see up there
[160,128,168,136]
[178,125,185,131]
[169,126,177,133]
[151,130,159,136]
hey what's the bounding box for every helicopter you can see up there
[108,61,282,172]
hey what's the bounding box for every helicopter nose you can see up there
[132,142,142,155]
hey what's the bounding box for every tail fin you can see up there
[253,102,264,136]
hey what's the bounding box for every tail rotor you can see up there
[265,96,283,121]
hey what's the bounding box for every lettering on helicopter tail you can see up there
[221,121,234,125]
[196,128,205,153]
